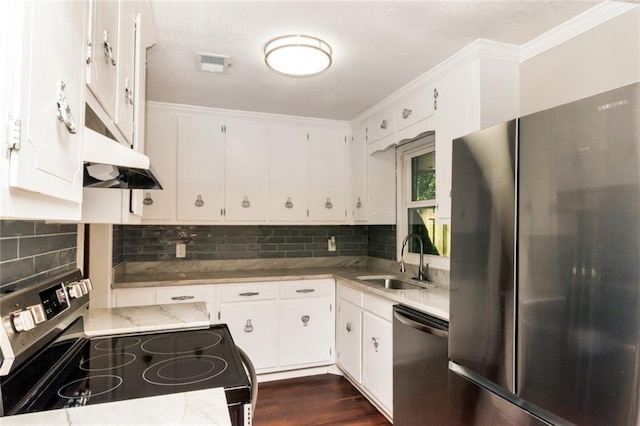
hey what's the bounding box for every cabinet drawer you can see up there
[220,283,278,303]
[367,110,395,143]
[280,279,333,299]
[338,283,363,307]
[394,86,436,131]
[155,286,210,305]
[363,293,394,322]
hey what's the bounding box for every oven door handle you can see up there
[236,346,258,413]
[393,310,448,338]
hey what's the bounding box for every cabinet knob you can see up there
[103,29,116,66]
[301,315,310,327]
[285,197,293,209]
[402,108,412,119]
[346,322,352,332]
[56,81,77,134]
[325,198,333,209]
[380,119,387,129]
[244,319,254,333]
[143,193,154,205]
[242,196,251,208]
[372,337,379,352]
[124,78,134,106]
[356,197,362,209]
[195,195,204,207]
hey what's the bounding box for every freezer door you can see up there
[450,120,517,393]
[518,82,640,425]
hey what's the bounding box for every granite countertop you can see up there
[84,302,210,336]
[114,264,450,321]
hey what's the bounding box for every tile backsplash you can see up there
[113,225,397,266]
[0,220,77,293]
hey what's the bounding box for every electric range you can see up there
[0,269,253,425]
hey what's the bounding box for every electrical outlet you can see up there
[328,236,336,252]
[176,243,186,258]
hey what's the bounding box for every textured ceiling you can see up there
[146,1,601,121]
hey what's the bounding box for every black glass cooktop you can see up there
[2,324,250,415]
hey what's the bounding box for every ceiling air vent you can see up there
[196,52,232,74]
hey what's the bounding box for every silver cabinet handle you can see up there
[402,108,412,119]
[285,197,293,209]
[195,195,204,207]
[103,29,116,66]
[244,319,254,333]
[242,196,250,208]
[124,78,134,105]
[56,81,77,134]
[346,322,352,332]
[325,198,333,209]
[143,193,153,205]
[171,295,195,301]
[301,315,310,327]
[239,292,259,297]
[356,197,362,209]
[372,337,379,352]
[380,119,387,129]
[296,289,315,294]
[433,87,439,111]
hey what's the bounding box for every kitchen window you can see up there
[397,135,450,269]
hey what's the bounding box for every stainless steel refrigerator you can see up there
[449,82,640,426]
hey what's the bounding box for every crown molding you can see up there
[520,1,638,62]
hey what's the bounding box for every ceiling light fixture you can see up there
[264,35,332,77]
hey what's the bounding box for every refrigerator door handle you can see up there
[393,310,448,338]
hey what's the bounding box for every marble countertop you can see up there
[84,302,210,336]
[114,266,449,321]
[1,388,231,426]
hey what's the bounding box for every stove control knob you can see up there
[27,304,46,324]
[67,283,84,299]
[12,310,36,333]
[81,278,93,292]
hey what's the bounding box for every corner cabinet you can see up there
[1,0,87,220]
[336,282,394,419]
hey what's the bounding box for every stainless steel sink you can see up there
[356,275,432,290]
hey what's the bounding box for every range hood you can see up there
[83,106,162,190]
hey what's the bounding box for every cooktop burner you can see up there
[1,324,251,415]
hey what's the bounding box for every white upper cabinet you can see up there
[143,110,177,222]
[87,0,119,121]
[308,126,348,222]
[1,0,86,220]
[114,1,139,144]
[393,84,437,132]
[351,124,368,222]
[225,120,268,221]
[367,109,395,144]
[269,124,309,222]
[177,116,225,221]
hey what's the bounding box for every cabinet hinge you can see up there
[307,209,309,217]
[7,116,21,153]
[330,348,332,356]
[217,311,221,320]
[344,136,347,143]
[221,208,226,216]
[306,132,309,141]
[345,209,347,218]
[86,42,93,65]
[329,303,332,312]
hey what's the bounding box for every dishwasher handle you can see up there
[393,309,448,338]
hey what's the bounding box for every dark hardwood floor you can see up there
[253,374,391,426]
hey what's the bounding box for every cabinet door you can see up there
[143,111,177,221]
[114,2,138,144]
[279,297,334,367]
[394,85,436,132]
[351,125,367,222]
[269,124,308,222]
[113,288,155,307]
[8,0,86,204]
[88,0,119,119]
[177,116,225,221]
[367,146,396,224]
[225,120,268,221]
[337,298,362,382]
[367,109,395,144]
[308,127,348,222]
[362,311,393,412]
[219,301,279,371]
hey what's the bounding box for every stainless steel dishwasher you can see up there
[393,304,449,425]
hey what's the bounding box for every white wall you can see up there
[520,7,640,115]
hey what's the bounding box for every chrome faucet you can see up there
[400,233,429,282]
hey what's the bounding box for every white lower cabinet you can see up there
[336,282,394,419]
[220,299,280,371]
[362,311,393,413]
[112,288,156,308]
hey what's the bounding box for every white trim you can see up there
[520,1,638,62]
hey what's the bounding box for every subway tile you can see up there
[285,236,312,244]
[258,251,285,259]
[1,258,34,285]
[0,239,18,262]
[1,220,36,238]
[286,251,312,258]
[273,229,301,237]
[59,248,77,266]
[257,236,285,244]
[277,243,305,251]
[226,236,258,244]
[216,244,249,252]
[227,252,258,260]
[34,252,60,274]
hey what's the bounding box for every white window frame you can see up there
[396,136,450,270]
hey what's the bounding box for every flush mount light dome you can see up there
[264,35,332,77]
